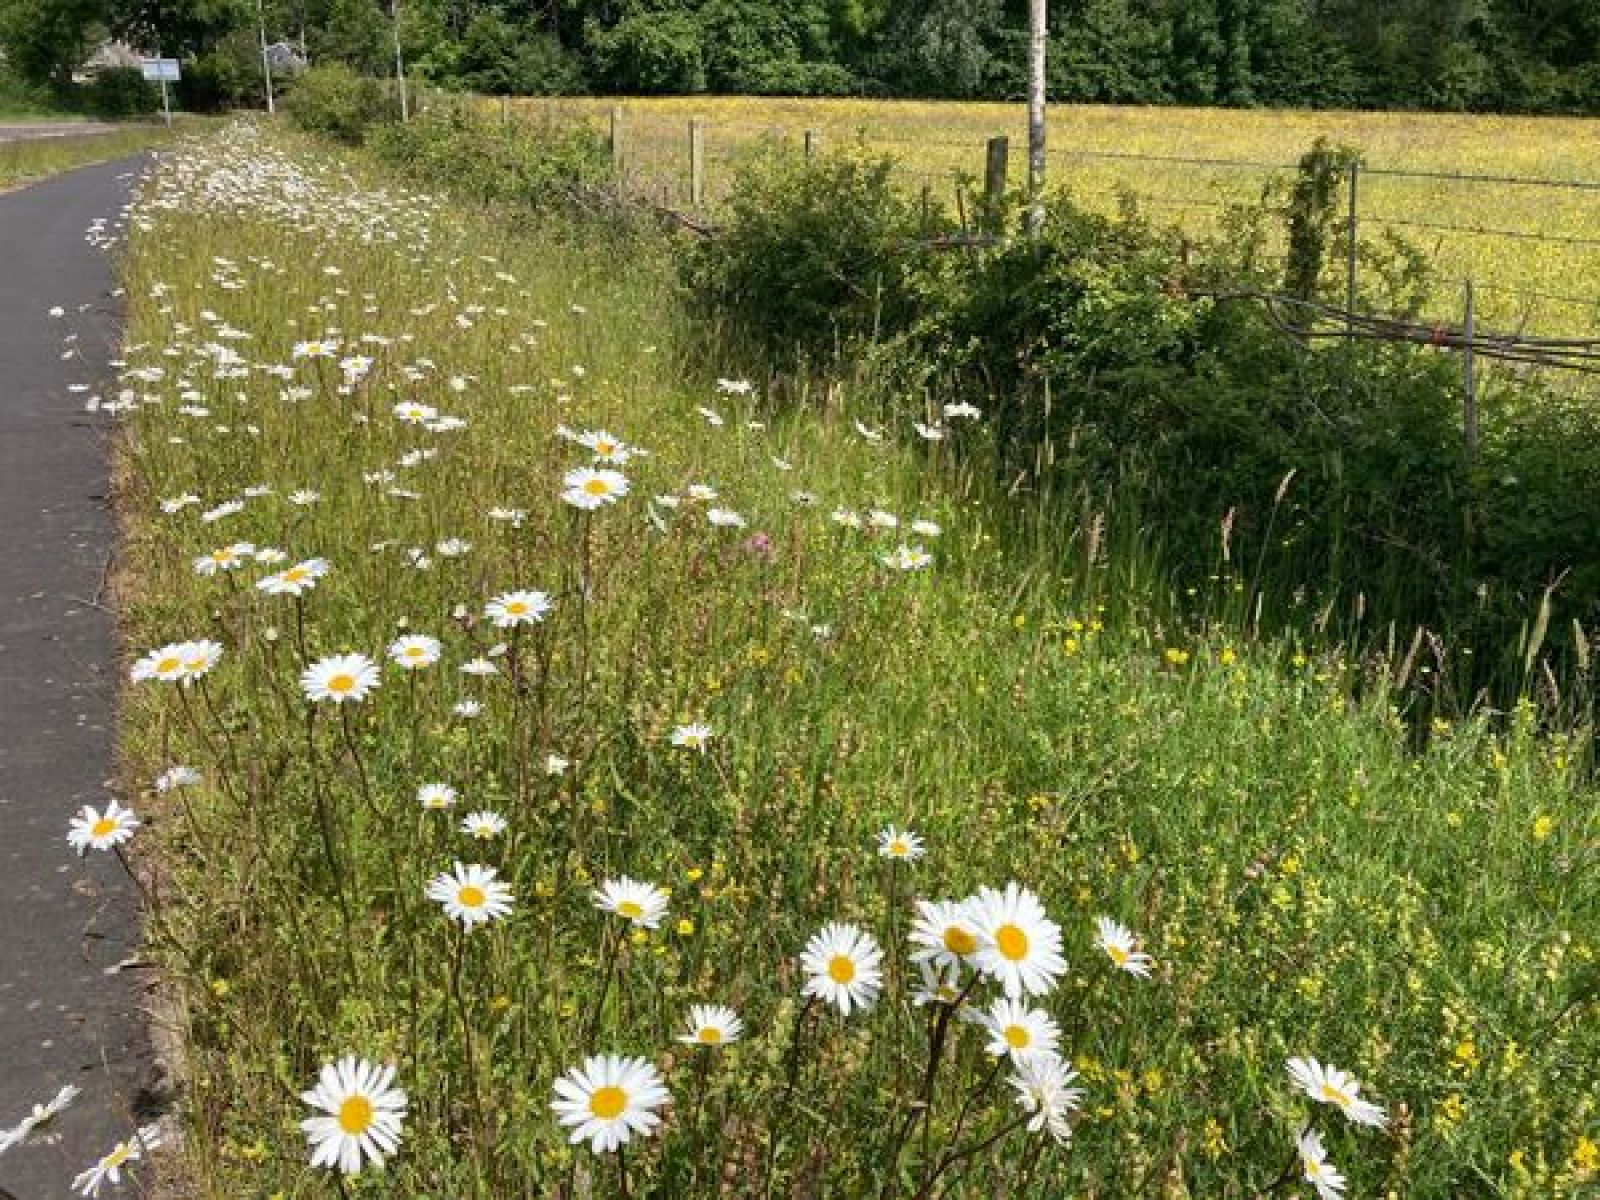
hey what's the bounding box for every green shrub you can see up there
[284,64,391,144]
[83,67,159,118]
[365,102,609,209]
[687,148,943,359]
[586,10,706,93]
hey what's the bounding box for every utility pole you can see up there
[1027,0,1047,234]
[257,0,275,114]
[392,0,410,122]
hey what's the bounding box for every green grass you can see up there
[111,121,1598,1198]
[0,124,177,188]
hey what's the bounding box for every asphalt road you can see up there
[0,123,118,146]
[0,158,162,1197]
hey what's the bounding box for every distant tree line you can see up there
[5,0,1599,114]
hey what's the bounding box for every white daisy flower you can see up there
[426,862,514,928]
[685,483,718,502]
[387,634,442,670]
[192,542,256,576]
[0,1083,80,1154]
[258,557,331,596]
[909,898,983,975]
[435,537,472,558]
[594,877,670,928]
[545,754,571,775]
[392,400,437,424]
[1008,1052,1082,1143]
[67,800,139,855]
[676,1004,744,1047]
[830,508,863,530]
[670,722,713,751]
[577,430,634,464]
[72,1124,162,1196]
[911,519,942,538]
[129,642,191,684]
[460,811,507,840]
[550,1054,670,1154]
[696,405,725,426]
[417,782,458,810]
[910,959,966,1008]
[971,882,1068,998]
[289,489,321,505]
[153,765,201,792]
[876,826,925,862]
[301,653,381,704]
[562,467,630,510]
[706,507,747,528]
[800,922,883,1016]
[975,997,1061,1062]
[1297,1125,1348,1200]
[1286,1057,1387,1128]
[715,378,753,395]
[881,544,933,571]
[460,657,500,677]
[452,700,483,719]
[1094,916,1154,978]
[179,640,224,680]
[299,1056,406,1175]
[867,509,899,529]
[944,401,982,420]
[201,499,245,523]
[485,590,552,628]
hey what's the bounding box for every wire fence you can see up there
[509,100,1600,338]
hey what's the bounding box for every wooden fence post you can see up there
[804,128,819,160]
[609,105,624,173]
[689,118,705,207]
[1346,160,1360,318]
[1462,278,1478,465]
[984,136,1009,233]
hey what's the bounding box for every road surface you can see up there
[0,157,163,1198]
[0,122,118,145]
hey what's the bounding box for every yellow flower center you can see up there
[338,1095,374,1135]
[404,646,425,658]
[1107,944,1129,965]
[617,900,644,920]
[582,478,610,495]
[184,656,207,672]
[588,1085,627,1120]
[942,926,977,956]
[156,656,182,674]
[595,441,614,455]
[211,550,230,562]
[458,885,486,908]
[283,567,307,583]
[1003,1025,1031,1049]
[1304,1156,1323,1178]
[1320,1083,1352,1107]
[827,954,856,984]
[889,840,907,856]
[91,817,118,838]
[697,1027,722,1044]
[995,923,1029,961]
[103,1143,132,1169]
[327,674,355,694]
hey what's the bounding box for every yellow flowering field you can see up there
[88,121,1599,1198]
[520,96,1600,336]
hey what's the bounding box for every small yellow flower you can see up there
[1572,1136,1599,1173]
[490,994,511,1013]
[1201,1117,1228,1160]
[1163,647,1190,666]
[1217,646,1236,666]
[1531,815,1554,842]
[675,918,695,936]
[210,978,230,999]
[1452,1038,1479,1072]
[685,867,703,883]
